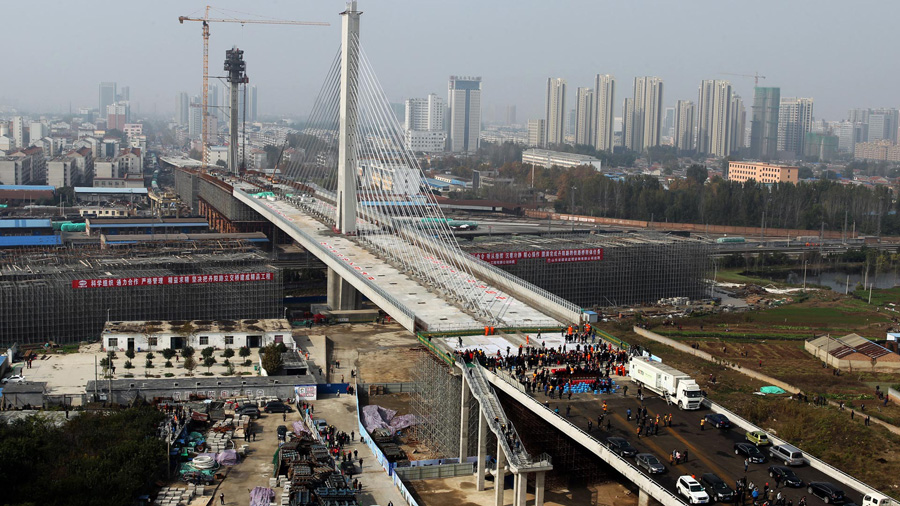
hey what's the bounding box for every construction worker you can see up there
[700,418,706,431]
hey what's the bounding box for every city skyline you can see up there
[1,1,898,121]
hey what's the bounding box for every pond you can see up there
[780,269,899,292]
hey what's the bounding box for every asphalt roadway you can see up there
[540,381,866,506]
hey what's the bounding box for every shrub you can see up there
[124,360,133,369]
[164,373,175,378]
[165,361,173,368]
[223,348,235,359]
[125,349,135,360]
[145,358,153,369]
[181,346,195,359]
[161,348,176,360]
[201,347,215,359]
[239,346,251,359]
[145,352,154,361]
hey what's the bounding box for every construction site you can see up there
[460,233,714,309]
[0,241,282,346]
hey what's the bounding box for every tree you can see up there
[686,164,708,185]
[183,356,197,376]
[201,346,215,359]
[161,348,176,360]
[145,352,154,361]
[223,348,235,359]
[261,344,283,375]
[202,356,217,374]
[239,346,251,360]
[798,166,815,179]
[145,357,153,369]
[125,349,135,360]
[181,346,195,359]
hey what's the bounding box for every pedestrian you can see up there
[354,449,358,459]
[865,415,871,426]
[623,385,628,396]
[700,418,705,431]
[627,408,632,421]
[774,473,781,488]
[683,449,688,462]
[253,431,256,441]
[283,412,286,422]
[220,493,226,505]
[351,430,355,441]
[851,410,855,420]
[565,405,571,417]
[587,420,593,432]
[359,458,363,468]
[744,458,749,472]
[606,419,611,432]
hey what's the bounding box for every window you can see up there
[108,338,118,348]
[199,336,209,345]
[274,335,284,343]
[225,336,234,345]
[148,337,158,346]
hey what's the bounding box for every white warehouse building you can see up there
[522,148,602,170]
[101,319,294,353]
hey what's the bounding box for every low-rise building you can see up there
[853,140,900,162]
[404,130,446,153]
[522,148,602,170]
[727,161,798,184]
[101,319,294,352]
[46,156,79,187]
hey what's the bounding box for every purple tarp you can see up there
[249,487,274,506]
[361,404,421,435]
[292,420,310,435]
[216,449,239,466]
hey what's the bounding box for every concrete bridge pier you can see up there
[513,472,527,506]
[534,471,546,506]
[326,267,361,310]
[476,409,487,491]
[494,438,506,506]
[638,488,657,506]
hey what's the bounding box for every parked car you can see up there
[734,443,767,463]
[313,418,328,434]
[704,413,731,429]
[276,425,288,439]
[700,473,735,502]
[235,404,261,419]
[770,444,807,466]
[1,374,25,384]
[745,430,771,446]
[606,437,637,457]
[677,475,711,504]
[768,466,803,488]
[264,401,292,413]
[635,453,666,474]
[807,482,846,504]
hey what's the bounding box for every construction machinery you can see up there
[721,71,767,87]
[178,6,329,171]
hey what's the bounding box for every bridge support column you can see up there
[494,438,506,506]
[638,488,651,506]
[459,373,471,462]
[476,409,487,491]
[534,471,545,506]
[327,267,361,310]
[514,472,527,506]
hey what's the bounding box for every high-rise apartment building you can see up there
[188,95,202,138]
[838,122,862,155]
[107,102,130,130]
[249,85,258,122]
[730,95,746,153]
[405,94,445,131]
[622,98,635,151]
[664,107,675,139]
[527,119,546,148]
[674,100,695,152]
[777,97,814,159]
[30,121,47,145]
[99,82,116,116]
[866,109,899,144]
[593,74,615,152]
[749,87,780,160]
[177,92,190,126]
[447,76,482,153]
[574,87,594,146]
[404,94,446,153]
[697,80,733,157]
[545,78,567,146]
[118,86,130,102]
[505,105,516,126]
[11,116,25,149]
[628,76,663,152]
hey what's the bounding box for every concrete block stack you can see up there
[154,486,191,505]
[205,419,235,453]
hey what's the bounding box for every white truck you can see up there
[629,356,704,410]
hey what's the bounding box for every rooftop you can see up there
[0,219,53,229]
[73,187,148,194]
[0,184,55,191]
[103,318,291,335]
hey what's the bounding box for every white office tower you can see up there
[447,76,482,153]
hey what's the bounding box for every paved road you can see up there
[536,378,866,506]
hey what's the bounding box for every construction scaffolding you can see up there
[0,243,282,346]
[409,350,483,459]
[461,233,713,309]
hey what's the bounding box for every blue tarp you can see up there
[0,184,55,191]
[0,219,53,229]
[0,235,62,247]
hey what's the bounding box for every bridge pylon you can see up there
[336,0,361,235]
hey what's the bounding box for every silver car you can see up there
[635,453,666,474]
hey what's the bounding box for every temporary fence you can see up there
[393,462,473,481]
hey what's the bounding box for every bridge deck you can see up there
[233,183,560,332]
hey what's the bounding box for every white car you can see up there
[677,475,710,504]
[1,374,25,384]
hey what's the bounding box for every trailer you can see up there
[629,356,704,410]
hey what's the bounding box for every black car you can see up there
[606,437,638,457]
[276,425,288,438]
[704,413,731,429]
[635,453,666,474]
[235,404,261,419]
[734,443,767,463]
[264,401,292,413]
[700,473,735,502]
[768,466,803,488]
[807,482,845,504]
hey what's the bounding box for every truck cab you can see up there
[629,356,704,410]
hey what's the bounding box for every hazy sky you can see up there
[3,0,898,122]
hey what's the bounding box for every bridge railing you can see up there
[487,366,687,506]
[234,188,415,323]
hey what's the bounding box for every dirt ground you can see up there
[408,475,638,506]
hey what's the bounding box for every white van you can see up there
[863,493,898,506]
[769,444,806,466]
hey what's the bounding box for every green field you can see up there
[750,304,889,327]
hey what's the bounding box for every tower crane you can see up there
[720,72,767,87]
[179,6,329,170]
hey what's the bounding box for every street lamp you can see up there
[803,260,809,290]
[570,186,577,214]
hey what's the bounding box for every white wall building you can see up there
[404,130,446,153]
[527,119,546,148]
[593,74,615,152]
[522,148,602,170]
[101,319,294,352]
[574,87,594,146]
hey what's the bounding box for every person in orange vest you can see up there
[526,335,530,345]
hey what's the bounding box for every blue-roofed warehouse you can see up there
[85,217,210,236]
